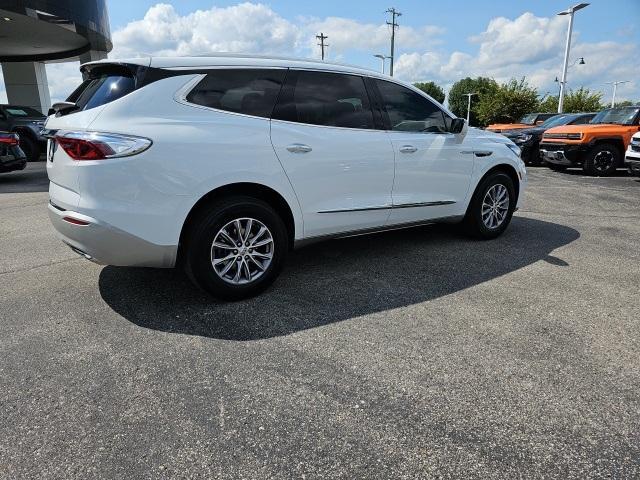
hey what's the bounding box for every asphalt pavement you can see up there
[1,162,639,479]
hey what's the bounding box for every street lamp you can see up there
[554,57,584,96]
[463,93,477,124]
[557,3,589,113]
[374,54,391,74]
[605,80,630,107]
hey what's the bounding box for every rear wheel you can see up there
[19,135,40,162]
[547,163,567,171]
[583,143,620,176]
[462,172,516,239]
[183,197,288,300]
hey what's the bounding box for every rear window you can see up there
[186,69,286,119]
[66,74,136,111]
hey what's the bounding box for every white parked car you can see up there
[625,132,640,176]
[45,55,526,299]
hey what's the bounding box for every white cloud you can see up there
[0,5,637,107]
[394,12,640,101]
[111,3,302,57]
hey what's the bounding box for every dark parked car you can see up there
[0,105,47,161]
[502,113,596,165]
[0,132,27,173]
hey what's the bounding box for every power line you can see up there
[385,7,401,77]
[316,32,329,61]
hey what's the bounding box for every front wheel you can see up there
[183,197,288,300]
[583,143,620,176]
[462,172,516,239]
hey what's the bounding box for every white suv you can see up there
[45,55,526,299]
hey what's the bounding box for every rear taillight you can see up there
[0,134,19,146]
[54,131,152,161]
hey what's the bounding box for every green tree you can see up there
[476,77,539,125]
[447,77,498,126]
[614,100,636,107]
[413,81,445,104]
[539,88,603,113]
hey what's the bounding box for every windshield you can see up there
[590,107,640,125]
[539,115,567,128]
[519,114,537,124]
[3,106,44,117]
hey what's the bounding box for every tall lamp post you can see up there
[557,3,589,113]
[463,93,477,124]
[374,54,391,74]
[605,80,630,107]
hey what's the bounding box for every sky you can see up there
[1,0,639,105]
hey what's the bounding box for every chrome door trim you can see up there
[317,200,455,214]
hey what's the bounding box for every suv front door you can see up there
[373,79,474,225]
[270,70,395,238]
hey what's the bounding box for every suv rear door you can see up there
[270,69,395,238]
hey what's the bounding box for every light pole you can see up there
[374,54,390,74]
[605,81,630,107]
[557,3,589,114]
[463,93,477,124]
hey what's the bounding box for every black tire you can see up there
[526,146,542,166]
[583,143,620,176]
[182,196,288,300]
[462,172,516,240]
[547,163,567,172]
[18,135,40,162]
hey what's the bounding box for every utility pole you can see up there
[605,81,630,107]
[557,3,589,113]
[386,7,401,77]
[463,93,477,124]
[316,32,328,61]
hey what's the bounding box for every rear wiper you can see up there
[48,101,79,116]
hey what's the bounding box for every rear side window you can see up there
[273,70,375,129]
[186,69,286,119]
[67,74,136,111]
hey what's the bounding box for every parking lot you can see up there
[1,162,639,479]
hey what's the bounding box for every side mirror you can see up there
[535,120,544,125]
[450,117,465,134]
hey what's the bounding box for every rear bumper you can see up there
[539,142,587,166]
[625,153,640,176]
[48,202,178,268]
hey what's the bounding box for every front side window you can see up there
[186,69,286,119]
[273,71,375,129]
[375,79,449,133]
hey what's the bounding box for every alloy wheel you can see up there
[481,184,510,230]
[210,217,274,285]
[593,150,614,172]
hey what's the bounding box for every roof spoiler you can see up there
[48,101,78,116]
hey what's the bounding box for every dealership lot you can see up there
[1,163,639,479]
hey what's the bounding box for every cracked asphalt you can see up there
[1,162,639,479]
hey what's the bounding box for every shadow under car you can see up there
[99,216,579,341]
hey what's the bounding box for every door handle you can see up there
[461,150,493,157]
[399,145,418,154]
[286,143,312,154]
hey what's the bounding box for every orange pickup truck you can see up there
[487,113,557,133]
[540,106,640,176]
